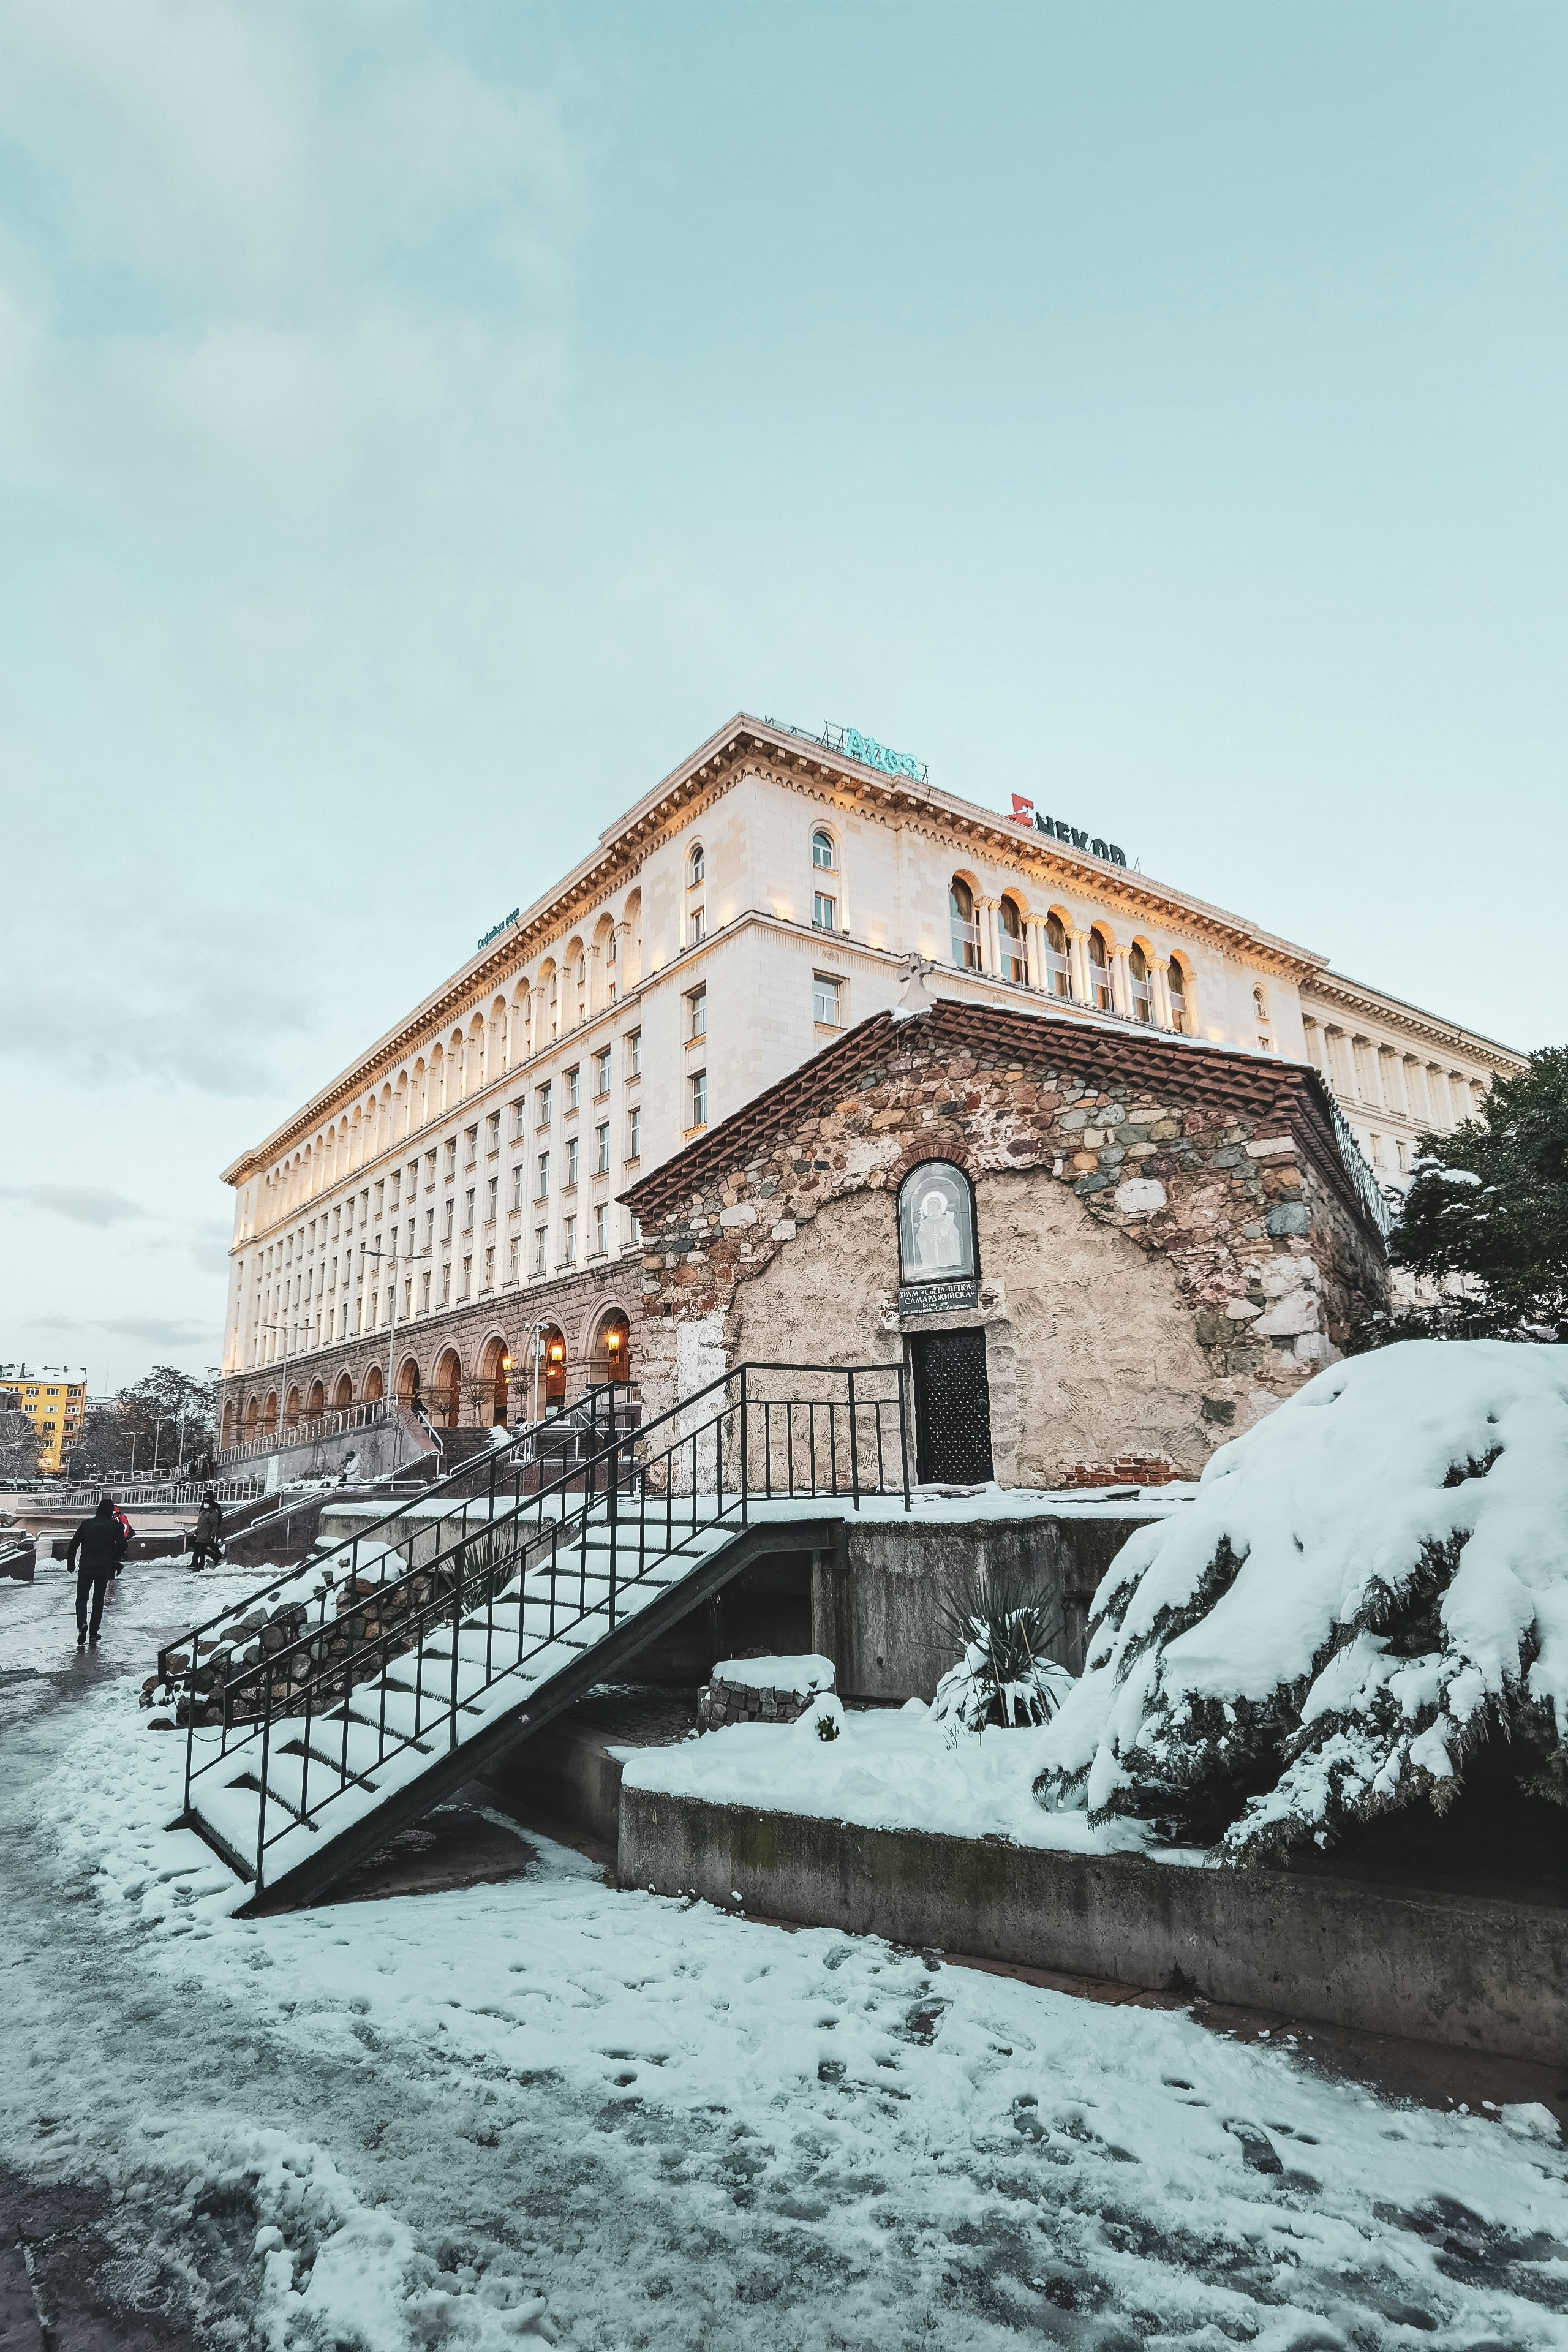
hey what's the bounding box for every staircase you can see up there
[160,1363,907,1909]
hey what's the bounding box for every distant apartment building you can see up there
[0,1367,86,1474]
[216,714,1525,1446]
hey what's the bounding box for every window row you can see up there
[948,880,1191,1032]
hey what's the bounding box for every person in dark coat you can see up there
[189,1490,224,1571]
[66,1497,129,1646]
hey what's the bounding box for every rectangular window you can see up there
[594,1203,609,1256]
[813,974,842,1027]
[483,1246,495,1291]
[687,986,707,1041]
[461,1256,472,1301]
[690,1068,707,1129]
[406,1217,415,1255]
[512,1098,526,1141]
[507,1236,519,1283]
[443,1197,454,1242]
[486,1175,498,1223]
[595,1121,610,1175]
[486,1112,500,1154]
[565,1065,581,1112]
[464,1188,475,1232]
[594,1047,611,1095]
[536,1151,550,1200]
[627,1104,642,1161]
[420,1272,431,1315]
[533,1227,548,1275]
[564,1136,579,1187]
[465,1126,478,1167]
[812,891,836,932]
[562,1215,577,1266]
[510,1166,524,1211]
[424,1209,435,1250]
[440,1263,451,1305]
[536,1082,552,1126]
[390,1172,401,1208]
[426,1150,437,1189]
[444,1139,457,1178]
[626,1030,641,1077]
[407,1161,418,1198]
[690,905,706,946]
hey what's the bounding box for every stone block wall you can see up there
[626,1003,1390,1482]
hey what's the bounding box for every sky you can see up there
[1,0,1563,1393]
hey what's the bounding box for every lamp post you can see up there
[359,1242,434,1421]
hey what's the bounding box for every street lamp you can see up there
[360,1242,435,1423]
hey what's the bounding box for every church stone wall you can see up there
[631,1014,1390,1486]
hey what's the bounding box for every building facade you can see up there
[0,1367,86,1474]
[215,715,1525,1447]
[624,996,1392,1485]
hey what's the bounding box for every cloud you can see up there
[0,1183,151,1227]
[29,1311,215,1347]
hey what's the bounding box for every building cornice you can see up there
[1300,970,1527,1072]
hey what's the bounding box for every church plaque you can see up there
[898,1278,979,1316]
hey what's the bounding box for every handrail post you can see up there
[847,1369,861,1510]
[255,1667,274,1891]
[897,1355,912,1511]
[738,1368,748,1529]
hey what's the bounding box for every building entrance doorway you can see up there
[910,1330,993,1485]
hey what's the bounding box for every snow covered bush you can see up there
[1031,1341,1568,1860]
[933,1570,1074,1732]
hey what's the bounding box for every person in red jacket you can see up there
[66,1498,129,1646]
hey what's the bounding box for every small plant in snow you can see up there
[932,1569,1073,1732]
[1031,1340,1568,1860]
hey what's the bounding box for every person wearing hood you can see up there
[190,1490,224,1570]
[66,1497,129,1646]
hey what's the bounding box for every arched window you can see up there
[949,879,979,970]
[1167,959,1188,1035]
[897,1162,978,1287]
[688,842,705,886]
[1253,984,1273,1050]
[1129,944,1153,1023]
[1044,913,1072,1000]
[998,897,1027,984]
[1088,929,1113,1013]
[812,829,835,870]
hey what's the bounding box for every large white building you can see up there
[216,715,1525,1446]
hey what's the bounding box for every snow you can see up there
[1033,1340,1568,1858]
[5,1564,1568,2348]
[709,1653,834,1694]
[625,1700,1213,1864]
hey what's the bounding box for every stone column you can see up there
[1025,918,1045,990]
[1109,949,1132,1017]
[976,896,999,974]
[1149,959,1173,1029]
[1068,930,1091,1003]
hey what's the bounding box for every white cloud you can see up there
[0,1185,150,1228]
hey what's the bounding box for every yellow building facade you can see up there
[0,1370,86,1474]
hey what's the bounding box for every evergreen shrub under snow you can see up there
[1031,1341,1568,1860]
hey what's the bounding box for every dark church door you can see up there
[910,1330,994,1484]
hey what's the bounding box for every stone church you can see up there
[624,986,1391,1488]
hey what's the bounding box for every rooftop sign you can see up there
[764,716,930,784]
[1009,794,1126,867]
[476,908,520,952]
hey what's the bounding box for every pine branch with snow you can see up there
[1031,1341,1568,1861]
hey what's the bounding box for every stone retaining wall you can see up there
[619,1784,1567,2065]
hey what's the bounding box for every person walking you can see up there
[66,1497,129,1646]
[189,1490,224,1571]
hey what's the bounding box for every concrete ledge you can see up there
[618,1785,1567,2066]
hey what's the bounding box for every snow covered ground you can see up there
[5,1562,1568,2350]
[620,1700,1213,1865]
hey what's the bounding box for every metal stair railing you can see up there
[173,1361,907,1891]
[217,1400,393,1468]
[156,1379,639,1684]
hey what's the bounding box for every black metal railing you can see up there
[170,1362,906,1892]
[156,1379,636,1683]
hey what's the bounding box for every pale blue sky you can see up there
[2,1,1563,1387]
